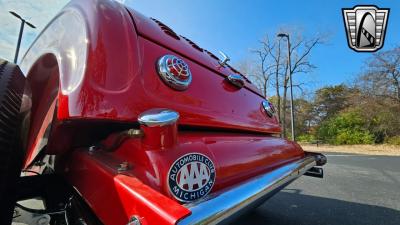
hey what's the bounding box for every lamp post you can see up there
[277,33,295,141]
[9,11,36,64]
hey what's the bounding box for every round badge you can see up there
[167,153,216,202]
[157,55,192,91]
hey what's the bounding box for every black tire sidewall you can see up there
[0,59,26,224]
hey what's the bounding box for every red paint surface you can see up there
[23,0,281,166]
[141,123,178,148]
[33,0,280,134]
[66,150,191,225]
[66,132,304,225]
[21,1,308,223]
[113,132,304,195]
[24,57,59,166]
[126,8,263,96]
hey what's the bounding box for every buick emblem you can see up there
[157,55,192,90]
[168,153,216,202]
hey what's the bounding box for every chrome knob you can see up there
[138,108,179,148]
[226,74,245,88]
[138,108,179,127]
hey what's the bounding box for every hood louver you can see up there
[204,50,219,61]
[150,18,180,40]
[180,36,203,52]
[148,17,251,84]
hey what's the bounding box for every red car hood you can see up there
[126,7,281,134]
[126,8,262,96]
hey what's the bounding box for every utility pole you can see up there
[277,33,295,141]
[9,11,36,64]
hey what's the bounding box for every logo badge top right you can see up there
[343,5,389,52]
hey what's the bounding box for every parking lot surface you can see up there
[233,153,400,225]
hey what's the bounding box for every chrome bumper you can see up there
[177,153,326,225]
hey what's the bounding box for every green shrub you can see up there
[335,130,374,145]
[317,110,374,145]
[297,134,316,143]
[385,136,400,145]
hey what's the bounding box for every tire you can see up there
[0,59,26,224]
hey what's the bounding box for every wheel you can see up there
[0,59,26,224]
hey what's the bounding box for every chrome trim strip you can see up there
[138,108,179,127]
[177,156,317,225]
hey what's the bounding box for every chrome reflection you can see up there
[262,99,276,118]
[226,74,245,88]
[178,156,318,225]
[157,55,192,91]
[138,108,179,127]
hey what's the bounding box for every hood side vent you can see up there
[204,50,219,61]
[150,18,180,40]
[180,36,203,52]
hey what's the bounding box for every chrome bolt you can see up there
[118,161,130,172]
[88,145,98,154]
[126,129,144,138]
[127,216,141,225]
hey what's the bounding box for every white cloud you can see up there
[0,0,68,62]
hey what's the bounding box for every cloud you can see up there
[0,0,68,62]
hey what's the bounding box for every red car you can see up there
[0,0,326,224]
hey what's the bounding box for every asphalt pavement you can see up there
[233,153,400,225]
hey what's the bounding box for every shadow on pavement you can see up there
[232,190,400,225]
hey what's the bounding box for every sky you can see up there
[0,0,399,94]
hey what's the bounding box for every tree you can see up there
[349,93,400,143]
[293,98,314,136]
[313,84,354,123]
[280,33,323,138]
[360,47,400,102]
[249,30,323,138]
[253,36,283,123]
[353,46,400,142]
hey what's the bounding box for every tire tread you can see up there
[0,59,26,224]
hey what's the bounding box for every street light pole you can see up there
[14,19,25,64]
[277,33,295,141]
[9,11,36,64]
